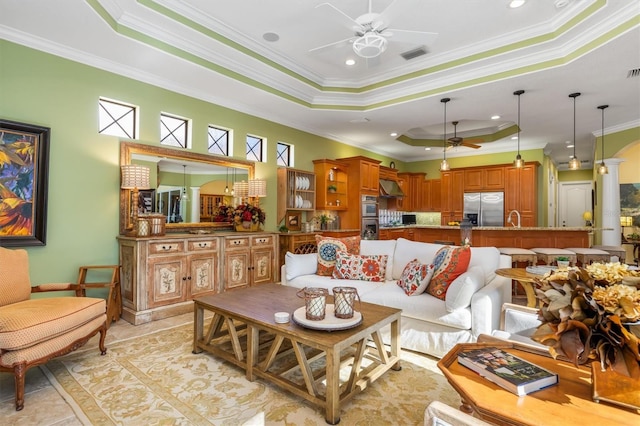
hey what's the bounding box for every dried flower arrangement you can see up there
[531,263,640,378]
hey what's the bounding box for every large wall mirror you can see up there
[119,141,255,234]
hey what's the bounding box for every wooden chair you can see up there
[0,247,107,411]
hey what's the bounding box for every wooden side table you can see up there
[77,265,121,328]
[438,341,640,425]
[495,268,540,308]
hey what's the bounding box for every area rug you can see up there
[44,324,461,425]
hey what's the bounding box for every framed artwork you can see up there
[286,210,301,231]
[0,119,50,247]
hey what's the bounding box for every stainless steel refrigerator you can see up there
[463,192,504,227]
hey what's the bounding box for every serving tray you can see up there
[292,304,362,331]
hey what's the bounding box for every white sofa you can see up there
[280,238,512,358]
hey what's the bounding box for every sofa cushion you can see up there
[445,265,485,312]
[467,246,501,284]
[315,235,361,276]
[284,252,318,281]
[392,238,442,280]
[332,251,388,282]
[360,239,397,281]
[426,245,471,300]
[396,259,435,296]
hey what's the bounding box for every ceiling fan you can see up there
[447,121,482,150]
[310,0,438,59]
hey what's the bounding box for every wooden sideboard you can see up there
[118,231,277,325]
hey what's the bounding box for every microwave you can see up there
[361,195,378,217]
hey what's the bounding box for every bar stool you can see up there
[530,248,577,266]
[564,248,611,266]
[591,245,626,264]
[498,248,538,267]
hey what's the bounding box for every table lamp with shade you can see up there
[583,211,592,227]
[120,164,150,235]
[248,179,267,206]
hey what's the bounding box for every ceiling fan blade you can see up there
[315,3,363,31]
[309,36,355,54]
[384,28,438,45]
[462,142,482,149]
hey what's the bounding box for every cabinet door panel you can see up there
[224,251,251,290]
[148,256,186,308]
[252,247,275,285]
[189,253,218,297]
[485,167,505,189]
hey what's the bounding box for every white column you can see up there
[190,187,201,222]
[600,158,625,246]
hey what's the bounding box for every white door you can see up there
[558,181,592,227]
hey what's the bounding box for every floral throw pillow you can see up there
[332,251,388,282]
[396,259,435,296]
[426,245,471,300]
[315,235,361,276]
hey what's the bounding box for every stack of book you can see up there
[458,346,558,396]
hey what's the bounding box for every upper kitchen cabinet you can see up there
[422,179,441,212]
[464,166,505,191]
[337,156,381,195]
[505,163,539,227]
[441,170,464,225]
[277,167,316,223]
[313,159,348,211]
[398,172,426,212]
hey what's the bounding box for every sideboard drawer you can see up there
[225,237,250,249]
[149,241,184,254]
[188,239,217,251]
[251,235,274,246]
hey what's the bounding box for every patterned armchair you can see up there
[0,247,107,410]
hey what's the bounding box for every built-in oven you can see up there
[361,217,379,240]
[361,195,378,217]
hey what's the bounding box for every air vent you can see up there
[400,46,428,61]
[628,68,640,78]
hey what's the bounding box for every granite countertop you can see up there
[381,225,602,231]
[279,229,360,235]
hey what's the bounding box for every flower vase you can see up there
[235,222,260,232]
[320,222,327,230]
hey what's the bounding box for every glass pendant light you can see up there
[440,97,451,172]
[513,90,525,168]
[230,168,235,196]
[181,165,189,201]
[597,104,609,175]
[567,92,581,170]
[224,167,230,193]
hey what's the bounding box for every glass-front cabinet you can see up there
[276,167,316,224]
[313,159,348,211]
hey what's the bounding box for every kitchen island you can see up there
[380,225,592,249]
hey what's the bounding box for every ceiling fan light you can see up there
[597,162,608,175]
[568,157,580,170]
[440,159,450,171]
[514,154,524,168]
[353,33,388,58]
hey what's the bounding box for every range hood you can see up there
[379,179,404,198]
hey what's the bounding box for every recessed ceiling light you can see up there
[509,0,526,8]
[511,136,518,140]
[262,32,279,42]
[345,59,356,66]
[567,144,574,148]
[424,147,431,151]
[491,115,501,120]
[390,132,398,137]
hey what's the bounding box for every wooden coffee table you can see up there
[438,340,640,425]
[193,283,402,424]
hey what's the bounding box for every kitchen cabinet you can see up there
[505,163,538,227]
[118,235,219,325]
[463,167,505,191]
[379,165,399,181]
[223,234,276,291]
[379,227,415,241]
[277,167,316,223]
[440,170,464,225]
[337,156,381,195]
[313,159,348,211]
[422,179,441,211]
[398,172,426,212]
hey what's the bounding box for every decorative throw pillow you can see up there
[332,251,388,281]
[285,252,318,281]
[426,245,471,300]
[396,259,435,296]
[445,265,485,312]
[315,235,361,276]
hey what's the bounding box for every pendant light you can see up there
[181,165,189,201]
[568,92,581,170]
[230,168,235,196]
[440,97,451,172]
[513,90,525,168]
[597,105,609,175]
[224,167,230,193]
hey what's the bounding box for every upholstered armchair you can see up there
[0,247,107,411]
